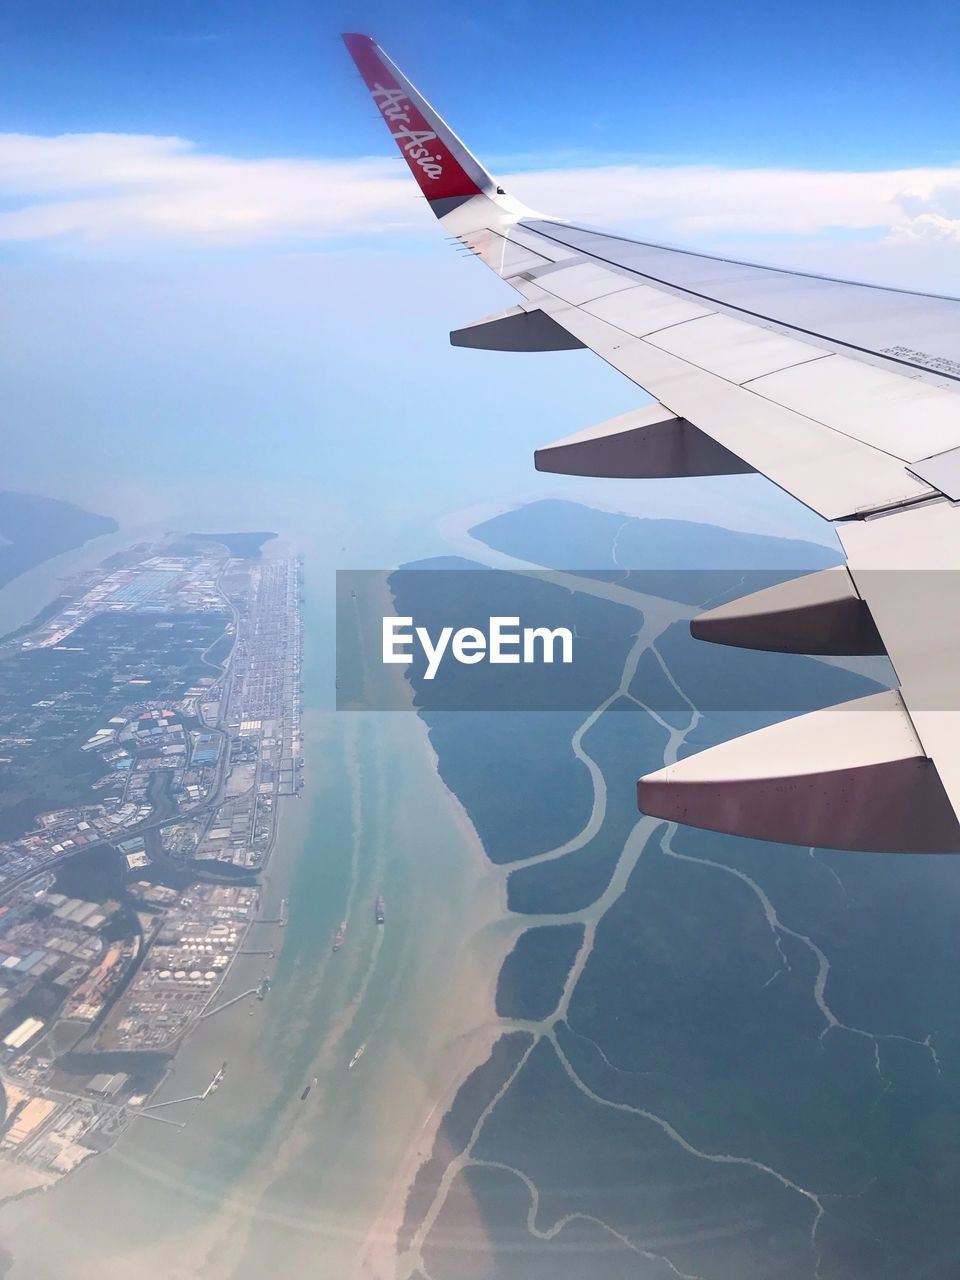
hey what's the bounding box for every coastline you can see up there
[352,579,519,1278]
[0,520,160,640]
[0,700,517,1279]
[0,703,322,1280]
[355,1019,503,1280]
[0,537,304,1252]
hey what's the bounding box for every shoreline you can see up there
[351,593,518,1276]
[340,549,527,1278]
[0,703,326,1279]
[0,519,167,641]
[355,1019,502,1280]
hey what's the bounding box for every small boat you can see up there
[333,920,346,952]
[348,1044,365,1070]
[205,1062,227,1098]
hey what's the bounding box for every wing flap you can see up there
[637,691,960,853]
[908,445,960,498]
[749,355,960,461]
[643,313,828,384]
[460,228,554,275]
[583,285,712,336]
[522,261,639,306]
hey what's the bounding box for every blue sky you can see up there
[1,0,958,557]
[4,0,960,168]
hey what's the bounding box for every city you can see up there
[0,537,302,1194]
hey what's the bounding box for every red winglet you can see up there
[342,33,489,205]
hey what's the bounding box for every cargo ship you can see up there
[348,1044,365,1070]
[300,1076,317,1102]
[375,896,385,925]
[332,920,346,952]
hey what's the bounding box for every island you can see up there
[0,492,117,594]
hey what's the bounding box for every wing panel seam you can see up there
[514,279,938,488]
[518,222,960,386]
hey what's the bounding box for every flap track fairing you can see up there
[534,405,755,479]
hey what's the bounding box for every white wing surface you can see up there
[343,33,960,853]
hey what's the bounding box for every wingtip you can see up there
[341,32,375,53]
[340,28,491,206]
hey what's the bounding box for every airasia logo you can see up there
[371,83,444,180]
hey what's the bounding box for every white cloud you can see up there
[514,163,953,237]
[887,213,960,246]
[2,131,960,260]
[0,133,413,243]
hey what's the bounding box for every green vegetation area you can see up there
[425,712,591,865]
[506,701,667,914]
[182,531,277,558]
[460,1037,812,1280]
[0,609,228,838]
[398,1031,533,1254]
[423,1161,650,1280]
[560,825,960,1274]
[471,498,840,575]
[495,924,584,1020]
[389,557,642,712]
[0,492,116,593]
[388,559,648,864]
[53,843,126,903]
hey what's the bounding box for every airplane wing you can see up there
[342,32,960,853]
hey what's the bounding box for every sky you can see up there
[4,0,960,168]
[2,0,959,550]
